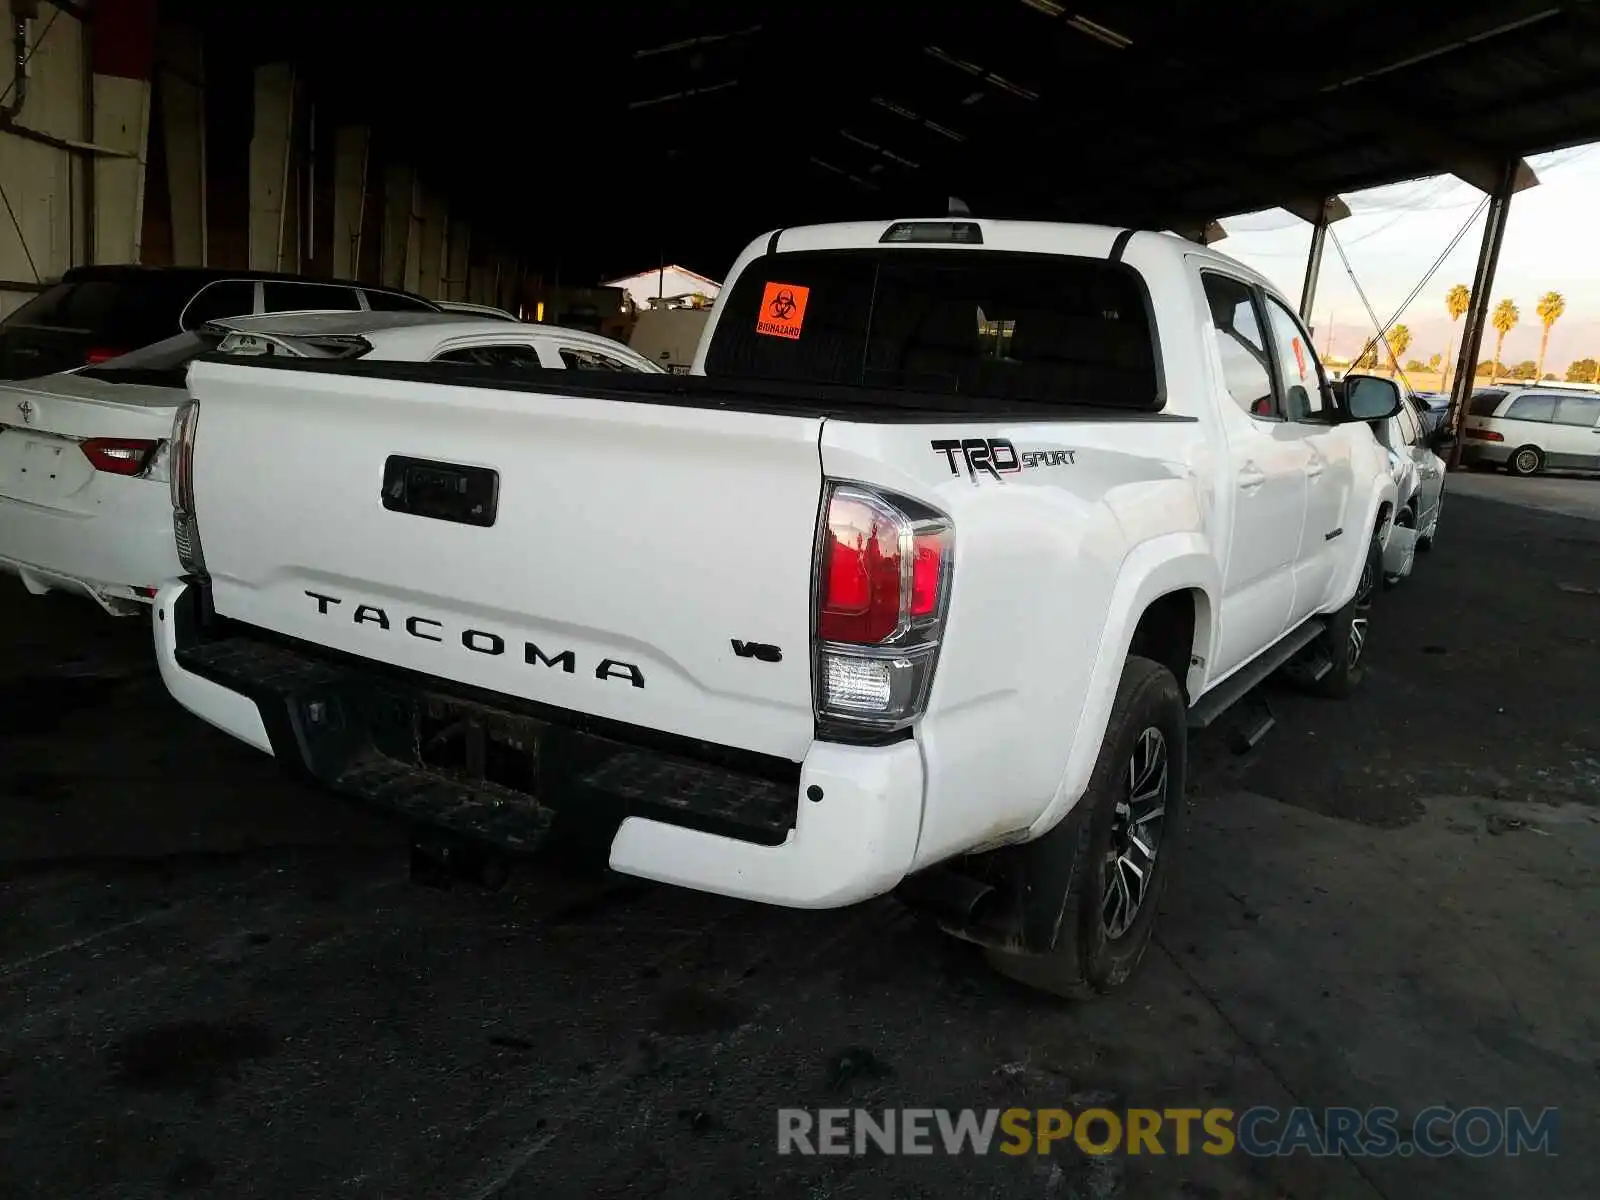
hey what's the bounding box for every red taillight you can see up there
[814,483,952,731]
[818,491,950,645]
[820,494,906,644]
[80,437,158,476]
[84,347,126,365]
[1466,428,1504,442]
[910,534,944,617]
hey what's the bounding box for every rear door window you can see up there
[261,282,363,313]
[364,290,438,313]
[1504,393,1557,422]
[560,347,640,371]
[705,248,1162,411]
[434,344,546,369]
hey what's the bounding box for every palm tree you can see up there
[1535,291,1566,380]
[1491,299,1519,382]
[1386,324,1412,377]
[1442,283,1470,391]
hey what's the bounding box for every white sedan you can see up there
[1375,386,1447,584]
[0,312,661,613]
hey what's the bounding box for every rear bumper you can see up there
[1461,440,1509,465]
[0,477,179,611]
[152,579,923,908]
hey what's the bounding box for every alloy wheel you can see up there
[1103,727,1168,939]
[1350,549,1377,667]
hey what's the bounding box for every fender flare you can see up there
[1026,532,1219,840]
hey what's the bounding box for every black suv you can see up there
[0,266,441,380]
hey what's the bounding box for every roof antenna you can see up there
[948,196,972,216]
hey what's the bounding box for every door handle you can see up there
[1306,461,1326,479]
[1238,467,1267,490]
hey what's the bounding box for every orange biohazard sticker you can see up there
[756,282,810,339]
[1292,337,1307,380]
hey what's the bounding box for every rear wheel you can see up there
[1507,445,1544,476]
[1305,529,1380,699]
[983,656,1186,1000]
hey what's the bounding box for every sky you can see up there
[1214,142,1600,374]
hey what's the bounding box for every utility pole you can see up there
[1446,162,1520,470]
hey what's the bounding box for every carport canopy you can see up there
[225,0,1600,275]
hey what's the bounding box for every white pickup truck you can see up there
[153,219,1402,997]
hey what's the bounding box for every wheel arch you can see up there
[1026,535,1219,843]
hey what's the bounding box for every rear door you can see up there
[1200,272,1306,675]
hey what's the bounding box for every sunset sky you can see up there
[1218,142,1600,373]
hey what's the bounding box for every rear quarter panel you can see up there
[821,416,1216,869]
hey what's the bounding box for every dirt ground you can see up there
[1,481,1596,1200]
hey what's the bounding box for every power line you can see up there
[1334,194,1489,383]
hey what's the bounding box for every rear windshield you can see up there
[704,249,1162,411]
[76,330,225,388]
[1,279,193,346]
[1468,389,1506,416]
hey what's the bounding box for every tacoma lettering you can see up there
[303,591,643,687]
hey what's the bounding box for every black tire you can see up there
[1417,485,1442,552]
[1306,529,1380,699]
[1507,445,1544,477]
[983,656,1186,1000]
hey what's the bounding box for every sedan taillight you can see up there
[80,437,159,476]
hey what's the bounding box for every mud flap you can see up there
[1382,523,1418,581]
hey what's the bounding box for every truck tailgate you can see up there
[186,360,825,761]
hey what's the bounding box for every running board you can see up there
[1187,618,1327,730]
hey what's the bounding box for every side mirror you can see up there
[1344,374,1403,422]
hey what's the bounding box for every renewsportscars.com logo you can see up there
[777,1106,1560,1159]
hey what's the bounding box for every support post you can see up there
[247,63,295,271]
[90,0,157,264]
[444,218,471,301]
[380,163,417,291]
[158,26,206,266]
[1298,197,1350,322]
[417,190,446,299]
[1447,161,1519,470]
[328,126,368,279]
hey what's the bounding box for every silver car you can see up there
[1462,385,1600,476]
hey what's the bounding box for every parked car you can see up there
[1462,385,1600,475]
[0,312,660,614]
[211,310,665,373]
[152,219,1402,999]
[0,265,440,381]
[1369,388,1447,583]
[1405,389,1450,438]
